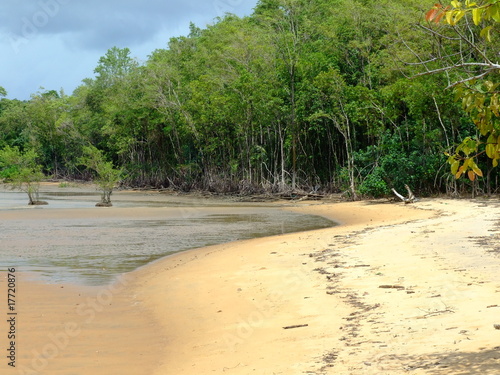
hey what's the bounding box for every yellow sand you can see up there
[3,197,500,374]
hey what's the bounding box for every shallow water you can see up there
[0,191,334,286]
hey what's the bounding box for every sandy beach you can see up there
[1,192,500,374]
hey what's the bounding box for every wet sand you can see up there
[0,201,332,285]
[1,188,500,374]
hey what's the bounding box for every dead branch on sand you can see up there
[392,184,417,204]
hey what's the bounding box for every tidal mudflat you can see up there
[0,185,334,285]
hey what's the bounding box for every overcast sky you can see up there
[0,0,258,100]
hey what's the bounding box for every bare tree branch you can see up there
[445,69,497,89]
[417,24,461,41]
[411,63,499,83]
[401,14,500,90]
[451,22,494,66]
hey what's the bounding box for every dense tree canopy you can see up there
[0,0,497,198]
[425,1,500,187]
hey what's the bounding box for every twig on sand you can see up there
[416,304,455,319]
[282,324,309,330]
[379,285,405,290]
[420,309,455,318]
[223,363,242,372]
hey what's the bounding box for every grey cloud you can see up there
[0,0,257,99]
[1,0,225,50]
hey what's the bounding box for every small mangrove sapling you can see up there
[0,146,47,205]
[80,146,123,207]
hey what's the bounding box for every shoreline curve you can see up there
[8,197,500,374]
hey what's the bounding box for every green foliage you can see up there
[0,0,488,196]
[426,1,500,181]
[0,165,19,180]
[358,167,389,197]
[94,47,138,89]
[79,145,123,204]
[350,131,445,198]
[0,146,45,204]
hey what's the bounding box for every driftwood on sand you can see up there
[392,184,417,204]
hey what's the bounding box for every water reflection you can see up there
[0,192,335,286]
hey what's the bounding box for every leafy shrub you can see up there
[358,167,389,197]
[0,165,20,180]
[352,131,443,197]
